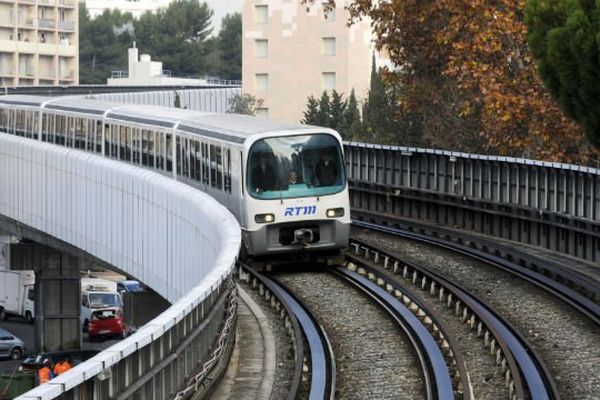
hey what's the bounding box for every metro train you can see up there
[0,95,350,259]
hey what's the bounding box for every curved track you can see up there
[347,237,561,400]
[331,266,455,400]
[239,265,336,400]
[353,219,600,326]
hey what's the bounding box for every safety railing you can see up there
[345,142,600,222]
[345,142,600,262]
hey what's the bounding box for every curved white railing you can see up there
[0,134,240,399]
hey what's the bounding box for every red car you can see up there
[88,308,130,341]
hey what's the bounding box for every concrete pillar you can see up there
[10,243,81,352]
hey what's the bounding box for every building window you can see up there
[322,37,336,56]
[255,5,268,24]
[255,73,268,91]
[256,108,269,119]
[323,7,336,21]
[255,39,268,58]
[322,72,336,91]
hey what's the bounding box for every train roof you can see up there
[0,95,324,144]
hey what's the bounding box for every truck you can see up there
[0,270,35,323]
[80,278,123,331]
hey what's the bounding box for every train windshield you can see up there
[247,133,345,199]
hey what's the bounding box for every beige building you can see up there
[0,0,78,86]
[242,0,374,123]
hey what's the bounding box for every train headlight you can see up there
[326,208,345,218]
[255,213,275,223]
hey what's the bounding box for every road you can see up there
[0,318,121,374]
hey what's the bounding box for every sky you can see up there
[207,0,243,32]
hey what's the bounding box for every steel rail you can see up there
[353,215,600,326]
[331,266,455,400]
[340,257,474,400]
[240,264,336,400]
[348,237,560,400]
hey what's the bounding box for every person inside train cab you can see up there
[252,152,277,192]
[315,148,339,186]
[288,170,300,185]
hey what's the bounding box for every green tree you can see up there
[361,55,393,143]
[330,90,346,131]
[302,96,320,125]
[339,89,362,140]
[134,0,213,77]
[525,0,600,147]
[216,13,242,80]
[79,4,133,84]
[227,93,264,115]
[317,91,332,127]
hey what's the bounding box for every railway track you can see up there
[241,263,468,399]
[346,239,560,400]
[238,264,336,400]
[236,218,599,400]
[352,216,600,325]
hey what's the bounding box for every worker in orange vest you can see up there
[54,358,72,375]
[38,359,55,384]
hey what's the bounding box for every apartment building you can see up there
[242,0,374,123]
[0,0,79,86]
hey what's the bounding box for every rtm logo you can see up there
[284,206,317,217]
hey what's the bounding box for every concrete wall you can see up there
[0,133,240,399]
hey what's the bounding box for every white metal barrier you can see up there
[0,134,240,399]
[78,87,242,113]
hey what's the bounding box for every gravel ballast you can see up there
[278,271,424,400]
[352,227,600,400]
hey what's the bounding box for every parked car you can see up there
[0,328,25,360]
[19,350,100,372]
[116,280,144,294]
[88,307,130,341]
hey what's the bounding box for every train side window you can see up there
[132,128,141,164]
[55,115,66,146]
[202,142,209,185]
[0,108,7,131]
[41,113,48,142]
[210,144,216,188]
[156,131,164,170]
[224,148,232,193]
[165,133,173,172]
[75,118,86,149]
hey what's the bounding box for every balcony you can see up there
[38,0,56,5]
[18,19,35,30]
[58,0,76,8]
[38,18,55,30]
[16,40,36,53]
[0,17,13,28]
[59,70,75,80]
[58,20,75,31]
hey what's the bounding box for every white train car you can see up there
[0,95,350,259]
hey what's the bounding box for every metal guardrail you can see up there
[345,142,600,221]
[0,134,241,399]
[345,142,600,262]
[80,87,241,113]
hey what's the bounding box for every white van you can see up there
[81,278,123,330]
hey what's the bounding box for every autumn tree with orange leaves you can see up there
[310,0,596,163]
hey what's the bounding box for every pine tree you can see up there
[317,91,332,127]
[362,55,395,144]
[340,89,362,140]
[330,90,346,131]
[302,96,320,124]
